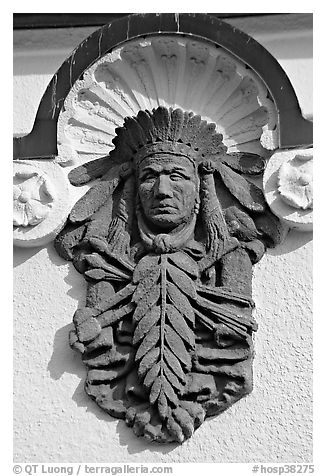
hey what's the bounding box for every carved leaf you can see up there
[132,267,161,303]
[168,252,199,279]
[165,325,192,370]
[166,282,195,326]
[162,362,183,392]
[166,304,195,348]
[133,285,161,322]
[157,392,169,420]
[133,254,160,283]
[150,378,163,406]
[167,263,197,299]
[133,306,160,344]
[143,362,160,390]
[163,377,179,406]
[164,348,187,384]
[219,162,266,212]
[135,325,160,361]
[132,255,195,423]
[138,347,160,379]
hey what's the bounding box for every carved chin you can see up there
[148,212,181,229]
[147,209,194,229]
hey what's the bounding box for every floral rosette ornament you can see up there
[263,148,313,231]
[278,152,313,210]
[55,107,283,443]
[13,170,55,227]
[13,161,72,248]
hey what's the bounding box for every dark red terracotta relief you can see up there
[55,107,283,442]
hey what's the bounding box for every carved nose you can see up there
[155,175,173,198]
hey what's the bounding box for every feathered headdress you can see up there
[55,107,283,271]
[108,107,226,167]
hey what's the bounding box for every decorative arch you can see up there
[13,13,312,442]
[13,13,312,160]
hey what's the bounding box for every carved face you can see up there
[137,154,199,230]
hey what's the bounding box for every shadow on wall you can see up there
[13,244,43,266]
[46,242,87,304]
[48,322,179,455]
[267,228,312,256]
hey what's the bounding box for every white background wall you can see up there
[13,14,313,463]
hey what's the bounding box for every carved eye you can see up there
[140,172,156,183]
[170,173,183,181]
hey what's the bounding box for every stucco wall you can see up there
[13,14,313,463]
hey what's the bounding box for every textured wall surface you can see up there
[13,14,313,463]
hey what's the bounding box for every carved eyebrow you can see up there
[139,165,161,177]
[139,163,195,178]
[170,166,190,174]
[141,165,161,173]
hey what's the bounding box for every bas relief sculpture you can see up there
[55,107,283,443]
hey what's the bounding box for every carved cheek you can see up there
[182,183,197,208]
[139,183,154,204]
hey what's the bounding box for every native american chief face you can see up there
[55,107,282,443]
[137,153,199,231]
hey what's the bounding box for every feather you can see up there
[253,209,285,248]
[152,106,170,141]
[54,222,86,261]
[97,302,135,328]
[224,205,260,242]
[68,156,113,186]
[222,152,265,175]
[169,108,185,142]
[219,162,266,212]
[136,109,157,143]
[69,164,121,223]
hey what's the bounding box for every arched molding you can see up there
[13,13,312,160]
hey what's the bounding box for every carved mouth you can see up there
[152,204,177,213]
